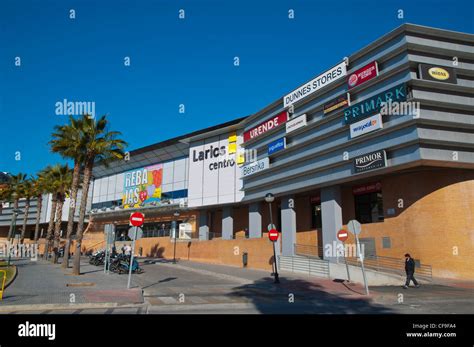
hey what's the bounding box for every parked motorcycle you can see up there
[89,249,106,266]
[109,254,143,274]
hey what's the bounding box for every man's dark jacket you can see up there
[405,258,415,273]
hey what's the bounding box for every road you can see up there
[1,257,473,314]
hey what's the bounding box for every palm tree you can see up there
[72,115,126,275]
[7,173,27,241]
[19,178,33,244]
[42,166,60,260]
[51,165,72,264]
[32,170,48,241]
[50,116,86,268]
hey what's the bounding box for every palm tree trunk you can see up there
[8,198,19,241]
[34,194,42,241]
[20,198,30,244]
[44,195,57,260]
[53,196,64,264]
[72,160,93,275]
[62,161,80,269]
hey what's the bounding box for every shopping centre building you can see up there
[2,24,473,280]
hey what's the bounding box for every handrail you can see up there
[294,243,432,280]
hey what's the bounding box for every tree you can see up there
[7,173,27,242]
[42,166,60,260]
[19,178,33,244]
[72,115,126,275]
[32,170,48,241]
[50,116,86,268]
[51,165,72,264]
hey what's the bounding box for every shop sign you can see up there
[243,111,288,142]
[353,150,387,173]
[268,137,286,155]
[286,113,307,133]
[283,61,347,107]
[348,61,378,89]
[352,182,382,195]
[323,93,350,115]
[242,157,269,177]
[418,64,457,84]
[350,114,383,138]
[344,83,407,124]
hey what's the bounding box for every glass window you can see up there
[354,192,384,223]
[311,204,322,229]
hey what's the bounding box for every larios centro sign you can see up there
[344,83,407,124]
[283,61,347,107]
[353,150,387,173]
[348,61,378,89]
[243,111,288,142]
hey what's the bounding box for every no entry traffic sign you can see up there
[129,212,145,227]
[268,229,279,242]
[337,229,349,242]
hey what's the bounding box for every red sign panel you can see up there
[352,182,382,195]
[337,229,349,242]
[268,229,279,242]
[243,111,288,142]
[130,212,145,227]
[310,195,321,204]
[348,61,378,89]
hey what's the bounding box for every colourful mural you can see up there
[122,164,162,208]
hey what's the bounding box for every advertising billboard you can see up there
[122,164,163,208]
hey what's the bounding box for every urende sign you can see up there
[243,111,288,142]
[283,61,347,107]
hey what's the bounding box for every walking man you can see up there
[403,253,420,289]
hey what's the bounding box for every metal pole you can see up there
[268,202,280,284]
[173,222,177,264]
[355,234,369,295]
[104,228,108,274]
[343,248,351,282]
[7,215,17,266]
[127,226,137,289]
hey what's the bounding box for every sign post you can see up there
[337,229,351,282]
[348,220,369,295]
[128,212,144,289]
[268,229,280,284]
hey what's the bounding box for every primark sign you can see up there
[344,83,407,124]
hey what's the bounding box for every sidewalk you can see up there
[1,258,143,308]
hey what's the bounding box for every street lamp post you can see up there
[172,211,180,264]
[265,193,280,284]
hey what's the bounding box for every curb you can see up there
[0,302,146,313]
[3,265,18,290]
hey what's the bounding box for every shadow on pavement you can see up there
[228,276,394,314]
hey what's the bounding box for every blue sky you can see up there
[1,0,473,175]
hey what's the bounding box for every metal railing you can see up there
[294,244,323,259]
[344,254,433,280]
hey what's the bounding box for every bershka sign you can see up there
[344,83,407,124]
[286,113,307,133]
[283,61,347,107]
[353,150,387,173]
[350,114,383,138]
[243,111,288,142]
[268,137,286,155]
[242,157,269,177]
[323,93,350,115]
[418,64,457,84]
[348,61,378,89]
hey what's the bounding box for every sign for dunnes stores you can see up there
[344,83,407,124]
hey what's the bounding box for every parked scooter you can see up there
[109,254,143,274]
[89,249,106,266]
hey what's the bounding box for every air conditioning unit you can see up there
[178,223,192,240]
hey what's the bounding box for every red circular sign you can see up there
[337,229,349,242]
[130,212,145,227]
[268,229,279,242]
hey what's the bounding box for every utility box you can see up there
[179,223,193,239]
